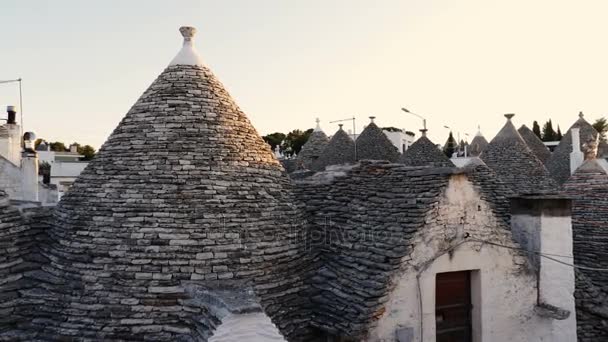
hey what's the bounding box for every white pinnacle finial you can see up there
[314,118,322,132]
[169,26,204,67]
[476,125,482,137]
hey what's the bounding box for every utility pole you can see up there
[0,78,24,145]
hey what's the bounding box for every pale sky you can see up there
[1,0,607,148]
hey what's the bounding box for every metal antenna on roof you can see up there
[330,116,357,160]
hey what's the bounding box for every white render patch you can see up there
[369,175,576,342]
[208,312,286,342]
[169,26,205,67]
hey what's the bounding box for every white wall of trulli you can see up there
[368,175,576,342]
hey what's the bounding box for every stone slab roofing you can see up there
[546,113,602,184]
[398,135,454,167]
[293,161,515,339]
[21,27,314,341]
[0,194,51,340]
[564,159,608,341]
[355,120,400,162]
[468,134,489,157]
[518,124,551,164]
[481,115,557,195]
[296,127,329,172]
[313,126,356,171]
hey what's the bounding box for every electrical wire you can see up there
[468,236,608,272]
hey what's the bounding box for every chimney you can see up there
[21,132,39,202]
[6,105,16,125]
[570,128,584,174]
[70,144,78,153]
[510,196,575,321]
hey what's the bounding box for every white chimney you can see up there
[510,197,575,325]
[21,132,39,202]
[570,128,584,174]
[70,144,78,153]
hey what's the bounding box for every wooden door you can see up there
[435,271,472,342]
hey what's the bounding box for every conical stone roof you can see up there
[518,124,551,164]
[313,126,356,171]
[546,113,604,184]
[355,120,400,162]
[296,119,329,171]
[40,27,311,340]
[468,134,488,157]
[398,134,454,167]
[480,115,557,194]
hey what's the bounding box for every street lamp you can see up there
[401,108,427,132]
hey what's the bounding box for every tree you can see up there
[556,126,562,141]
[443,132,457,157]
[262,132,286,151]
[34,138,44,149]
[532,121,542,139]
[542,120,556,142]
[49,141,67,152]
[78,145,96,161]
[283,129,313,155]
[592,117,608,143]
[39,161,51,184]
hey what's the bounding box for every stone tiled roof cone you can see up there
[296,118,329,171]
[468,127,489,157]
[518,124,552,164]
[355,117,400,162]
[35,27,311,340]
[480,114,557,194]
[313,124,356,170]
[563,157,608,340]
[546,112,605,184]
[398,131,454,167]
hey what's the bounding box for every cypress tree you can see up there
[532,121,542,139]
[542,119,556,141]
[443,132,457,157]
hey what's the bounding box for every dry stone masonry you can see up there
[481,114,557,195]
[313,126,356,171]
[518,124,552,165]
[296,120,329,171]
[2,27,315,341]
[564,158,608,341]
[398,133,454,167]
[355,119,400,162]
[0,26,593,342]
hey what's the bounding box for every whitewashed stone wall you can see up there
[209,312,286,342]
[369,175,576,342]
[0,157,22,199]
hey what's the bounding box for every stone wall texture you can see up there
[468,135,488,157]
[481,119,557,195]
[564,159,608,341]
[398,135,454,167]
[313,128,356,171]
[296,130,329,171]
[16,64,315,341]
[355,122,400,162]
[293,161,516,339]
[518,125,552,165]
